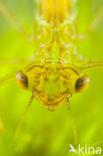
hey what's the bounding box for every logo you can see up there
[68,144,101,155]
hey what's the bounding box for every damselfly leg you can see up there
[0,117,4,134]
[0,1,33,42]
[78,6,103,42]
[66,96,77,146]
[15,93,35,139]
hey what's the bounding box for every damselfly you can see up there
[0,0,103,144]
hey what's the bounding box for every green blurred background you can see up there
[0,0,103,155]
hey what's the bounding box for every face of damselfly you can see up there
[16,62,90,111]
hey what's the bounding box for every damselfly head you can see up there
[16,63,90,111]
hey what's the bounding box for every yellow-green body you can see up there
[0,0,103,148]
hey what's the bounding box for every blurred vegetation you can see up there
[0,0,103,156]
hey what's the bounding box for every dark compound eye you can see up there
[75,74,90,93]
[16,70,28,90]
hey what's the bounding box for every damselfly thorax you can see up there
[34,0,77,64]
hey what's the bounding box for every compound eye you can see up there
[75,74,90,93]
[16,70,28,90]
